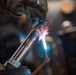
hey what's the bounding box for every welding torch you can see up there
[3,19,47,69]
[0,0,49,71]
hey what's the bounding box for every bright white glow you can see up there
[37,0,40,4]
[41,34,47,50]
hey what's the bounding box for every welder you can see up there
[0,0,50,75]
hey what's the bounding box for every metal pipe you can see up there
[4,27,40,69]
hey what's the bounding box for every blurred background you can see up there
[0,0,76,75]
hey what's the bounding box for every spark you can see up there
[39,25,49,51]
[38,20,51,51]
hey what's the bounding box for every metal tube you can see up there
[4,28,40,69]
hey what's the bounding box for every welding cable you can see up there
[32,53,50,75]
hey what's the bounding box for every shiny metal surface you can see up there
[4,28,40,69]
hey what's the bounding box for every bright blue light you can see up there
[41,35,47,51]
[19,33,27,43]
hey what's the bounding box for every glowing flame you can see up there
[42,34,47,50]
[39,25,49,50]
[39,20,52,50]
[39,25,48,41]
